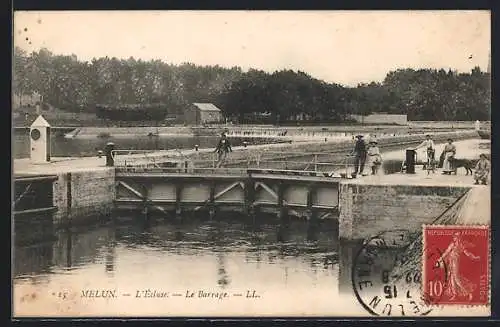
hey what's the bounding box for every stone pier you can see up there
[336,137,490,292]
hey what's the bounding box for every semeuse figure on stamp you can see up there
[435,232,481,301]
[214,132,232,168]
[351,134,367,178]
[474,153,490,185]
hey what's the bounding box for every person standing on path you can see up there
[366,140,382,175]
[442,138,457,175]
[414,134,436,168]
[214,132,232,168]
[351,134,367,177]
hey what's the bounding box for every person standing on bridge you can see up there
[351,134,367,178]
[214,132,232,168]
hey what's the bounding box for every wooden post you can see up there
[173,182,184,240]
[142,183,149,221]
[244,177,256,225]
[66,229,72,268]
[278,182,286,219]
[277,182,288,243]
[306,186,318,241]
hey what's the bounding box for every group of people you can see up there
[350,133,490,184]
[412,134,490,184]
[413,134,458,174]
[213,132,490,185]
[351,134,382,177]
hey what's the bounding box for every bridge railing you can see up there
[111,149,187,168]
[112,149,359,176]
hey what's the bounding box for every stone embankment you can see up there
[64,122,487,140]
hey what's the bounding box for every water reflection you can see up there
[105,226,116,276]
[14,212,339,278]
[13,212,352,316]
[216,252,230,288]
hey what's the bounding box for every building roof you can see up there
[192,103,221,112]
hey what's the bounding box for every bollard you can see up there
[105,142,115,167]
[405,149,416,174]
[97,150,103,158]
[194,144,199,151]
[243,141,248,148]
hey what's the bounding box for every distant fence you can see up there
[408,121,491,129]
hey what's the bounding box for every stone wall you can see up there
[52,168,115,225]
[350,114,408,125]
[338,182,470,241]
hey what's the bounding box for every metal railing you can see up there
[109,130,478,176]
[112,149,356,177]
[111,149,186,169]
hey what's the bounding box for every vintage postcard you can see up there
[12,10,491,318]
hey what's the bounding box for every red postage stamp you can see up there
[422,225,490,306]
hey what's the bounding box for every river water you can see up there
[13,212,370,317]
[13,133,284,159]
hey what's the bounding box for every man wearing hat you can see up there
[351,134,367,177]
[214,132,232,168]
[367,140,382,175]
[474,153,490,185]
[442,138,456,175]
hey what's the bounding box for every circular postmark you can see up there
[351,230,447,317]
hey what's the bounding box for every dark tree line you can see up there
[13,47,490,123]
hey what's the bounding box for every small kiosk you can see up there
[30,115,51,164]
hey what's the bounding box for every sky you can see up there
[13,11,490,86]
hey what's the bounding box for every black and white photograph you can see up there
[12,10,491,317]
